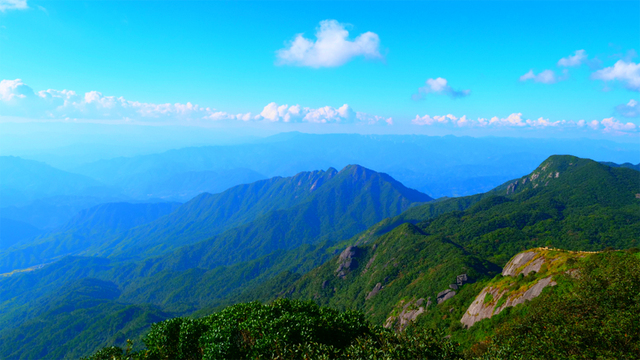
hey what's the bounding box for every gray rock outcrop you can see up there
[335,246,360,278]
[384,297,430,331]
[502,250,542,276]
[366,282,382,300]
[437,289,456,304]
[456,274,469,286]
[460,276,556,328]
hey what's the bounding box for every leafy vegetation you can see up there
[83,299,460,360]
[84,250,640,359]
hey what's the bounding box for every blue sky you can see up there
[0,0,639,139]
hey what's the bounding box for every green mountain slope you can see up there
[96,168,341,259]
[243,155,640,328]
[1,155,638,360]
[283,223,501,325]
[0,217,44,250]
[101,165,432,261]
[423,155,640,265]
[81,250,640,360]
[0,278,169,360]
[0,202,180,274]
[600,161,640,171]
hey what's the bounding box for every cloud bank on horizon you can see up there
[412,112,637,135]
[0,79,391,126]
[2,77,636,135]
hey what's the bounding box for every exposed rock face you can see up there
[502,250,540,276]
[366,282,382,300]
[361,255,376,275]
[335,246,360,278]
[384,297,430,331]
[456,274,469,286]
[460,276,556,328]
[437,289,456,304]
[458,248,580,328]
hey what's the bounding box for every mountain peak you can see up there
[498,155,639,208]
[337,164,380,181]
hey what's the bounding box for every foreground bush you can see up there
[83,299,459,360]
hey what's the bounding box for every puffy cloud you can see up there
[256,102,391,125]
[519,69,568,84]
[601,117,637,132]
[0,79,245,122]
[0,78,36,101]
[411,114,457,125]
[0,0,28,11]
[615,99,639,118]
[412,78,470,100]
[591,60,640,91]
[588,120,600,130]
[557,50,588,67]
[235,112,253,122]
[0,79,391,126]
[412,111,638,134]
[276,20,383,68]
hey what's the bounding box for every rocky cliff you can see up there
[460,248,587,328]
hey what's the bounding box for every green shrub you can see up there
[85,299,460,360]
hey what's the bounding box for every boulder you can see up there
[437,289,456,304]
[456,274,469,286]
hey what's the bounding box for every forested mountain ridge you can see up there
[93,168,341,259]
[1,155,638,360]
[233,154,639,332]
[71,133,640,199]
[0,202,181,274]
[81,249,640,360]
[97,164,432,261]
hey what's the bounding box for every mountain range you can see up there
[0,154,638,359]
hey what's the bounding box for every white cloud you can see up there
[615,99,639,118]
[411,114,458,125]
[0,79,35,101]
[601,117,637,132]
[0,79,246,122]
[0,0,28,11]
[412,111,638,135]
[588,120,600,130]
[1,79,391,126]
[591,60,640,91]
[256,102,391,125]
[557,50,588,67]
[519,69,567,84]
[413,78,470,100]
[276,20,383,68]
